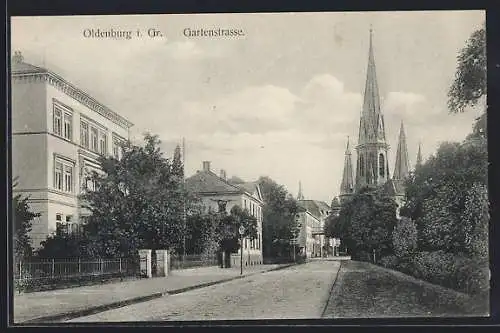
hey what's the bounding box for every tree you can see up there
[13,181,40,261]
[448,24,486,114]
[258,176,300,259]
[333,187,397,262]
[79,133,191,258]
[402,139,488,255]
[392,217,418,259]
[462,183,489,260]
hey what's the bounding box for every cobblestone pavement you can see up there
[68,261,341,322]
[14,264,284,323]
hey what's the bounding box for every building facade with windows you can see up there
[11,52,133,248]
[185,161,264,267]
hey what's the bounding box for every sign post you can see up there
[239,225,245,275]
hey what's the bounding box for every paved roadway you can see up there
[68,260,341,322]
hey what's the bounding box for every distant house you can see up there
[185,161,263,267]
[11,51,133,249]
[296,199,340,258]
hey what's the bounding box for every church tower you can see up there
[355,28,390,190]
[339,136,354,204]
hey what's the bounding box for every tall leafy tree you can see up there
[448,24,486,114]
[79,133,190,258]
[402,139,488,255]
[392,217,418,259]
[448,24,487,138]
[13,179,40,261]
[258,176,300,259]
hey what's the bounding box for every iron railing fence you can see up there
[169,254,218,270]
[14,257,139,285]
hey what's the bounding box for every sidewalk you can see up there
[14,263,292,324]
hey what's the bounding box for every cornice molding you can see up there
[13,71,134,130]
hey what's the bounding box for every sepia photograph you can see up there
[10,10,488,323]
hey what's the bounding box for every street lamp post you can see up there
[239,225,245,275]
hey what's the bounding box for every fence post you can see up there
[78,258,81,273]
[119,258,122,273]
[51,259,55,279]
[100,258,103,274]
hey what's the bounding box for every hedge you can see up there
[379,251,489,296]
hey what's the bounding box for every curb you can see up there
[321,260,344,318]
[19,263,297,324]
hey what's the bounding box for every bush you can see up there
[393,251,489,295]
[392,217,418,258]
[378,255,399,269]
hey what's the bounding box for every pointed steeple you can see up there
[340,137,354,198]
[416,142,422,168]
[358,27,386,145]
[297,181,304,200]
[393,121,410,180]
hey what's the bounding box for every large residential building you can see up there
[11,51,133,248]
[185,161,264,267]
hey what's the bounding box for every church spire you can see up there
[358,27,385,145]
[340,136,354,201]
[416,142,422,168]
[393,121,410,180]
[297,181,304,200]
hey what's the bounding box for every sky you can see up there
[11,11,485,203]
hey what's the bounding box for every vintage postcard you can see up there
[10,10,488,324]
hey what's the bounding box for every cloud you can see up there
[383,91,428,119]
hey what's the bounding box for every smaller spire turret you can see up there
[297,181,304,200]
[393,120,410,180]
[416,142,422,168]
[340,137,354,202]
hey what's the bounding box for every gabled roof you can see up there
[298,200,331,220]
[12,61,47,74]
[230,181,263,203]
[186,170,241,194]
[186,171,264,203]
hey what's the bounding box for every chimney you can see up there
[220,169,227,180]
[202,161,211,172]
[13,51,24,64]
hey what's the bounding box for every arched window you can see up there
[359,155,364,176]
[379,153,385,177]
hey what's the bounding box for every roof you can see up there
[12,61,47,74]
[186,170,241,194]
[11,56,134,130]
[186,171,263,203]
[298,200,331,220]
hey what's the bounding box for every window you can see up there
[112,139,120,159]
[54,157,74,193]
[56,214,62,222]
[64,165,73,192]
[91,127,99,152]
[80,121,89,148]
[54,162,63,190]
[379,153,385,177]
[53,107,62,136]
[99,132,107,155]
[359,155,365,176]
[63,113,72,140]
[66,215,72,223]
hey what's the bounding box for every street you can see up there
[68,261,340,322]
